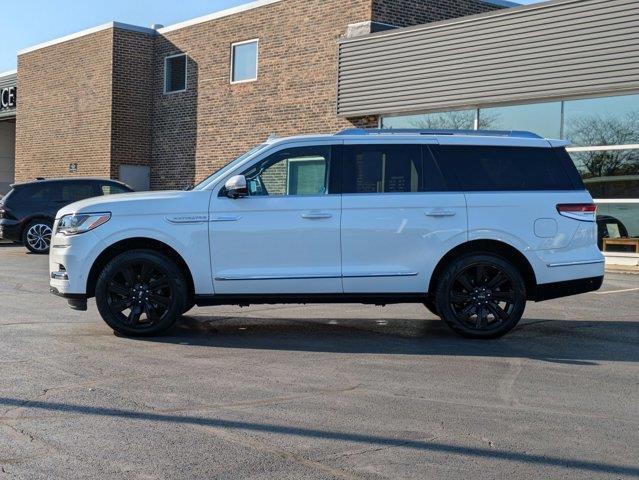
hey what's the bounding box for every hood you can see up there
[56,190,212,219]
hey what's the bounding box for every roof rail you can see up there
[336,128,543,139]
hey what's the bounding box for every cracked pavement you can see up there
[0,242,638,479]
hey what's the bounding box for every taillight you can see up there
[0,204,11,220]
[556,203,597,222]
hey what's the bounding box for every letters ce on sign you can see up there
[0,86,16,111]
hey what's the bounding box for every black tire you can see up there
[423,298,439,317]
[95,250,187,337]
[22,219,53,254]
[435,253,526,339]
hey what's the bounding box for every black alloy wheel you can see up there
[435,253,526,339]
[95,250,187,337]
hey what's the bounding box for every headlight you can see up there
[57,213,111,236]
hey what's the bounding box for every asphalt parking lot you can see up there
[0,242,637,479]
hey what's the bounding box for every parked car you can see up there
[49,129,604,339]
[0,178,133,254]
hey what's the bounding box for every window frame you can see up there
[230,38,259,85]
[164,53,188,95]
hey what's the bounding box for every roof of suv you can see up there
[10,178,129,189]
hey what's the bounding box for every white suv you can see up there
[49,129,604,339]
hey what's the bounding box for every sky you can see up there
[0,0,544,73]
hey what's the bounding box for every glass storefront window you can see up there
[381,110,475,130]
[568,149,639,199]
[596,202,639,252]
[479,102,562,139]
[564,94,639,147]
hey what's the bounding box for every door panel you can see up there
[209,144,342,295]
[341,193,466,293]
[340,142,467,293]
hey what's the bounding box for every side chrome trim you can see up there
[215,272,418,281]
[547,259,605,268]
[165,215,208,224]
[210,215,242,222]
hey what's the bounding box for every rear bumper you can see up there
[0,219,21,242]
[534,275,604,302]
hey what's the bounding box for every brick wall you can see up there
[372,0,504,26]
[15,29,114,182]
[151,0,376,190]
[111,29,154,179]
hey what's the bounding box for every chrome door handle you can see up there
[301,213,333,220]
[425,210,457,217]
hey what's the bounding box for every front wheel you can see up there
[435,253,526,339]
[95,250,187,337]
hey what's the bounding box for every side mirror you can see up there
[225,175,248,198]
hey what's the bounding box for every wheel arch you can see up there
[428,240,538,300]
[86,237,195,301]
[21,215,54,237]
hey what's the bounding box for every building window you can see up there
[164,54,187,93]
[479,102,562,139]
[231,39,258,84]
[382,110,475,130]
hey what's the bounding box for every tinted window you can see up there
[61,182,95,203]
[11,183,62,202]
[241,146,332,196]
[342,144,446,194]
[435,146,577,191]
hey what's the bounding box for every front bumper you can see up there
[49,229,103,298]
[50,287,88,311]
[0,219,22,242]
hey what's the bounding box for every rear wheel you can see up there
[23,220,53,254]
[95,250,187,337]
[435,253,526,339]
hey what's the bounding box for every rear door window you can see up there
[342,144,447,194]
[434,145,578,191]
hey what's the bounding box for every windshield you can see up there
[192,143,270,191]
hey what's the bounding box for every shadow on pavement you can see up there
[0,396,636,477]
[139,315,639,365]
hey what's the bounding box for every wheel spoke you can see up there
[457,273,474,292]
[492,291,515,303]
[140,263,153,283]
[450,292,471,304]
[148,293,171,307]
[127,306,142,324]
[475,306,488,329]
[111,298,133,312]
[487,302,508,322]
[109,281,129,296]
[460,303,476,318]
[148,275,169,290]
[121,267,135,287]
[486,272,507,289]
[475,265,486,285]
[143,301,160,323]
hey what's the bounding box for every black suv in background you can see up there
[0,178,133,254]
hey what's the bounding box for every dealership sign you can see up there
[0,86,16,111]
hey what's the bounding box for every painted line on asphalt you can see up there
[596,287,639,295]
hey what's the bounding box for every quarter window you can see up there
[436,146,576,191]
[342,144,446,194]
[231,40,258,83]
[241,146,332,196]
[164,54,187,93]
